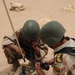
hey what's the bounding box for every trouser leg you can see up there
[4,48,21,74]
[11,61,20,72]
[4,48,18,64]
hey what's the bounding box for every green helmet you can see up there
[40,21,66,46]
[21,20,40,40]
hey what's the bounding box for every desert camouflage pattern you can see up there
[2,30,48,75]
[52,39,75,75]
[2,30,48,60]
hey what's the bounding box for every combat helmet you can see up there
[40,21,66,46]
[21,20,40,40]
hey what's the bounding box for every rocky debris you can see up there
[10,3,25,11]
[64,5,75,12]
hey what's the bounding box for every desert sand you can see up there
[0,0,75,75]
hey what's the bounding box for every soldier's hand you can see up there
[32,39,39,46]
[35,62,45,75]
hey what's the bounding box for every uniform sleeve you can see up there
[38,39,48,55]
[40,49,46,57]
[64,54,75,75]
[35,39,48,60]
[2,35,16,48]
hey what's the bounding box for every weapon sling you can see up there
[54,47,75,56]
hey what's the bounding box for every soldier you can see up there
[35,21,75,75]
[2,20,48,74]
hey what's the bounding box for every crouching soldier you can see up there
[2,20,48,75]
[35,21,75,75]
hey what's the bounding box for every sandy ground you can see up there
[0,0,75,75]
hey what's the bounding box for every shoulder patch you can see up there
[56,53,63,63]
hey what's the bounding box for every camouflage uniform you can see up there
[2,31,48,75]
[2,31,48,60]
[52,39,75,75]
